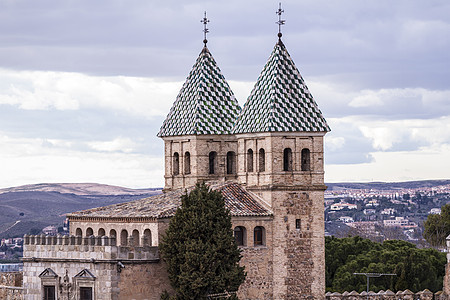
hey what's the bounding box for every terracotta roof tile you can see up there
[67,182,272,219]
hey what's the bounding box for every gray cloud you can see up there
[0,0,447,90]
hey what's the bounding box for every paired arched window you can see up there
[301,148,311,171]
[143,229,152,246]
[132,229,140,247]
[86,227,93,237]
[283,148,293,171]
[234,226,246,246]
[254,226,265,246]
[247,149,254,172]
[173,152,180,175]
[227,151,236,174]
[75,228,82,237]
[184,152,191,174]
[98,228,105,236]
[120,229,128,246]
[209,151,217,174]
[259,148,265,172]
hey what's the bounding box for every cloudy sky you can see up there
[0,0,449,189]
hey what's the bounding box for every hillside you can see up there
[0,183,161,238]
[326,179,450,191]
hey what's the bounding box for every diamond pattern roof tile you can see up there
[233,40,330,134]
[158,46,241,137]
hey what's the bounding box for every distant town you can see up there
[325,181,450,244]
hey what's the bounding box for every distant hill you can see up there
[326,179,450,191]
[0,182,159,196]
[0,183,161,239]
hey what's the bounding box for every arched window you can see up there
[132,229,140,247]
[75,228,82,237]
[143,229,152,246]
[109,229,117,238]
[226,151,236,174]
[247,149,254,172]
[120,229,128,246]
[209,151,217,174]
[254,226,265,246]
[259,148,265,172]
[301,148,311,171]
[283,148,293,171]
[98,228,105,236]
[173,152,180,175]
[234,226,246,246]
[86,227,93,237]
[184,152,191,174]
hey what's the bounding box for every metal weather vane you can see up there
[201,11,210,45]
[276,3,285,39]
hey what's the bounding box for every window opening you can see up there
[120,229,128,246]
[43,285,56,300]
[184,152,191,174]
[301,148,311,171]
[98,228,105,236]
[259,148,265,172]
[247,149,254,172]
[80,287,93,300]
[132,229,140,247]
[283,148,293,171]
[227,151,236,174]
[86,227,93,236]
[234,226,246,246]
[209,151,217,174]
[254,226,265,246]
[296,219,301,230]
[173,152,180,175]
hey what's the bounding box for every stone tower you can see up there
[158,44,241,191]
[233,36,330,299]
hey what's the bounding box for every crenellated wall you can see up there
[23,234,158,261]
[325,289,443,300]
[22,234,172,300]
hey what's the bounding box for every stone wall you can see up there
[326,289,441,300]
[23,234,164,300]
[0,272,23,300]
[163,134,238,191]
[234,216,274,300]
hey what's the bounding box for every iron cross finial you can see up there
[276,3,285,39]
[201,11,210,46]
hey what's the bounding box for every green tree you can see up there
[325,236,446,293]
[423,204,450,248]
[159,183,246,300]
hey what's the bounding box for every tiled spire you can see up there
[158,46,241,137]
[233,40,330,134]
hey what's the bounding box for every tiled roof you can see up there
[233,40,330,133]
[67,182,272,219]
[158,46,241,137]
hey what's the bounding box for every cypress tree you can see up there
[159,183,246,300]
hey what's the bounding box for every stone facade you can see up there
[22,234,171,300]
[163,134,238,191]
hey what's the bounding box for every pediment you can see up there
[39,268,58,278]
[74,269,96,278]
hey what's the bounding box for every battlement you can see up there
[326,289,443,300]
[23,234,159,262]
